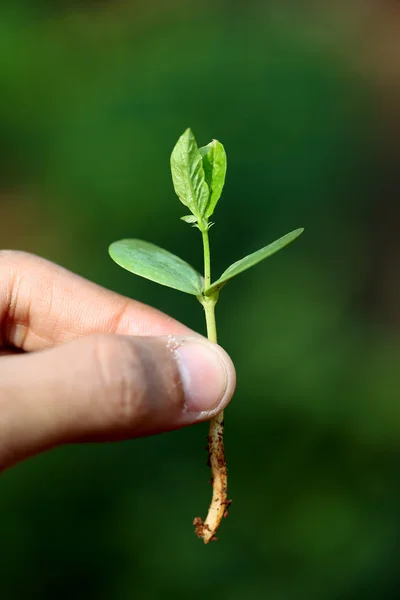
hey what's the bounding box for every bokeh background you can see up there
[2,1,400,598]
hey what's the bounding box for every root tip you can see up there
[193,517,217,543]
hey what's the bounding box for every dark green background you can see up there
[2,2,400,599]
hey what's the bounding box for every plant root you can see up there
[193,410,231,543]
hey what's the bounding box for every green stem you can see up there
[201,228,217,341]
[203,299,217,343]
[202,230,212,292]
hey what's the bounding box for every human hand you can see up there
[0,251,235,472]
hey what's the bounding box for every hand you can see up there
[0,251,235,472]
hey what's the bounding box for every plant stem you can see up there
[193,229,229,544]
[201,230,212,292]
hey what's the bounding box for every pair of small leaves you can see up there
[171,129,226,228]
[109,228,304,297]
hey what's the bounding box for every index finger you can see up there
[0,251,193,351]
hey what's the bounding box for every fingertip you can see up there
[172,337,236,417]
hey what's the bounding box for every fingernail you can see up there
[174,339,234,414]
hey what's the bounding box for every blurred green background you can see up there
[2,1,400,598]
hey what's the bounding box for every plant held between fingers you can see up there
[109,128,303,543]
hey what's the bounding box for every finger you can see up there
[0,250,193,351]
[0,333,236,471]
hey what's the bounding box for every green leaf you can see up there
[170,128,210,220]
[206,228,304,295]
[180,214,197,224]
[109,239,204,295]
[199,139,227,217]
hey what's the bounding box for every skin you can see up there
[0,250,236,473]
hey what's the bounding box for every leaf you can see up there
[180,214,198,224]
[199,139,227,217]
[205,228,304,295]
[170,128,210,220]
[109,239,204,295]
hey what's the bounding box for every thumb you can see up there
[0,334,235,471]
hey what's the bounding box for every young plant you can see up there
[109,128,303,543]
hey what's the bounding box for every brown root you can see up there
[194,410,230,543]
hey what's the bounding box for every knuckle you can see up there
[0,250,39,269]
[0,250,24,263]
[90,334,149,432]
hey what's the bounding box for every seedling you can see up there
[109,128,303,543]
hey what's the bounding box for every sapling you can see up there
[109,128,303,543]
